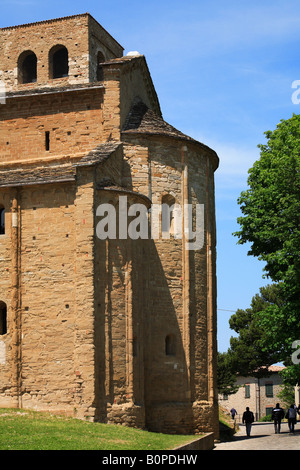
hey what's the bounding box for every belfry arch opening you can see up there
[49,45,69,79]
[18,51,37,84]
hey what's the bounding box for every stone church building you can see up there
[0,13,219,436]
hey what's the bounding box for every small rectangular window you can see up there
[45,131,50,151]
[265,383,273,397]
[245,384,250,398]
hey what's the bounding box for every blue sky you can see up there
[1,0,299,352]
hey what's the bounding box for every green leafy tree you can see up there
[226,284,283,378]
[233,114,300,384]
[217,352,239,395]
[277,382,296,409]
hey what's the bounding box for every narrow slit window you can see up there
[0,302,7,335]
[45,131,50,151]
[161,194,176,237]
[165,334,176,356]
[133,337,137,357]
[0,207,5,235]
[96,51,105,81]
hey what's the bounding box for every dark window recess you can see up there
[45,131,50,151]
[52,47,69,79]
[0,207,5,235]
[19,52,37,84]
[133,337,137,357]
[165,334,176,356]
[265,383,274,397]
[96,51,105,81]
[0,302,7,335]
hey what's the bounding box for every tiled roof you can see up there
[122,101,219,166]
[268,365,285,372]
[74,142,121,167]
[96,180,151,207]
[0,163,76,188]
[0,143,121,188]
[122,101,196,142]
[5,83,104,100]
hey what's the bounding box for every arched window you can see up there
[0,206,5,235]
[18,51,37,84]
[49,45,69,79]
[165,334,176,356]
[96,51,105,81]
[161,194,176,236]
[0,302,7,336]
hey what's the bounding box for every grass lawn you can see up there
[218,407,237,441]
[0,408,198,450]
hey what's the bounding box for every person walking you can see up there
[230,408,237,420]
[242,406,255,437]
[271,403,285,434]
[286,404,297,433]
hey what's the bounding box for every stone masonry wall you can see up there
[93,188,150,428]
[0,169,101,418]
[0,183,78,413]
[0,89,104,164]
[0,15,90,91]
[20,183,77,413]
[0,14,123,92]
[0,14,219,436]
[0,190,14,407]
[122,134,219,435]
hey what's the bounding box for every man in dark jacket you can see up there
[271,403,285,433]
[242,407,255,437]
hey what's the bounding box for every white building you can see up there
[219,366,285,421]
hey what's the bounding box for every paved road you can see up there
[213,422,300,450]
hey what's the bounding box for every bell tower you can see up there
[0,13,124,92]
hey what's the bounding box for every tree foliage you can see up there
[233,114,300,384]
[227,284,283,378]
[217,352,240,395]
